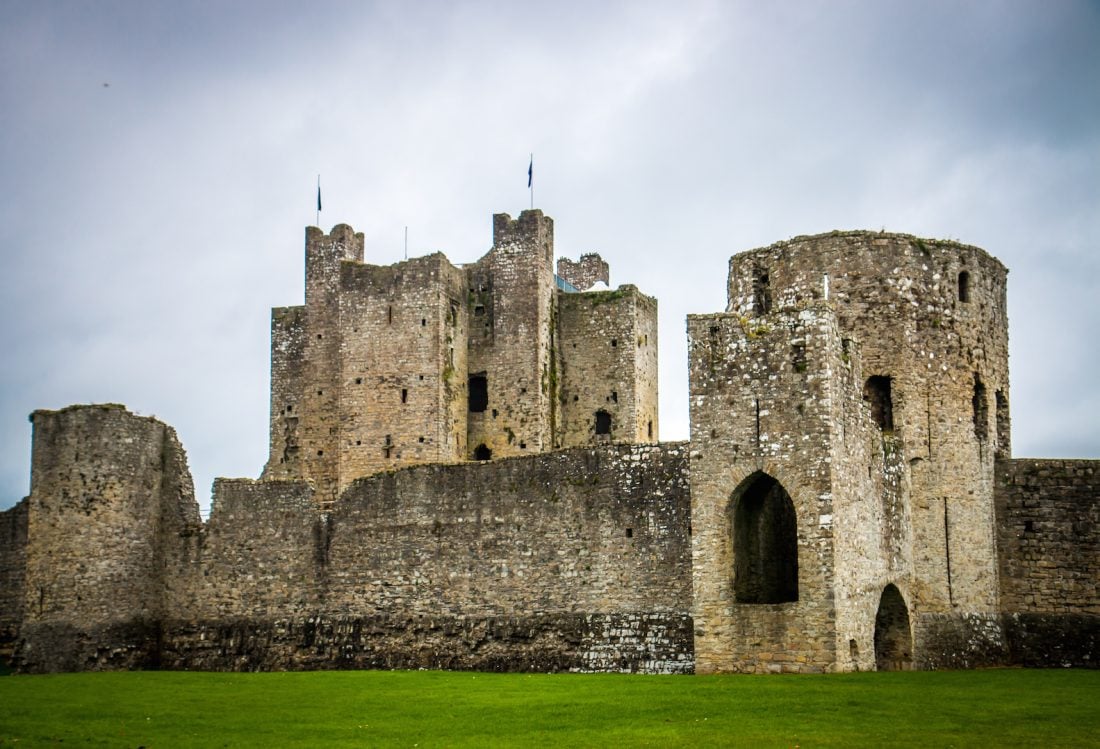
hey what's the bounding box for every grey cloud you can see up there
[1,1,1096,509]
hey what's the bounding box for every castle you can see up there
[0,210,1095,674]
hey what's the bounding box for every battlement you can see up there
[492,210,554,261]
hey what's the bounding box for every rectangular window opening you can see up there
[469,374,488,412]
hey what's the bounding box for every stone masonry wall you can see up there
[338,253,469,484]
[186,479,321,620]
[324,443,690,618]
[264,305,306,479]
[824,334,919,673]
[995,458,1099,667]
[0,498,28,650]
[11,405,694,673]
[162,442,693,673]
[558,286,659,446]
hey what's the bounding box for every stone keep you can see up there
[262,210,659,503]
[689,231,1009,672]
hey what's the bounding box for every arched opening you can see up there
[473,444,492,461]
[594,410,612,436]
[874,584,913,671]
[731,472,799,604]
[863,375,894,432]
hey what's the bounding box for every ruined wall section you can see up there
[633,291,660,442]
[557,253,609,290]
[558,286,658,446]
[727,233,1008,623]
[264,305,306,479]
[0,498,28,650]
[337,253,469,487]
[687,304,845,673]
[17,405,201,672]
[465,211,556,459]
[995,459,1099,667]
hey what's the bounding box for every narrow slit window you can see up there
[753,266,772,314]
[401,388,408,404]
[958,271,970,302]
[972,374,988,441]
[996,390,1010,457]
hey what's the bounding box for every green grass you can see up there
[0,669,1097,747]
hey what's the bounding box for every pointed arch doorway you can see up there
[730,472,799,604]
[874,584,913,670]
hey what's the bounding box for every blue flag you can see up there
[527,157,532,188]
[317,184,322,212]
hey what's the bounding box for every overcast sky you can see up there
[1,1,1097,511]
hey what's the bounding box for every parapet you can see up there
[492,210,554,250]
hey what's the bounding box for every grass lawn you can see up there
[0,668,1097,747]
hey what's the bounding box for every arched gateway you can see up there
[874,584,913,670]
[731,472,799,604]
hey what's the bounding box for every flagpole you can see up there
[404,226,408,260]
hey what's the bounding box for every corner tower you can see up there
[463,210,557,459]
[265,225,364,502]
